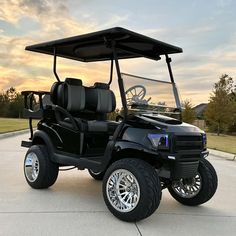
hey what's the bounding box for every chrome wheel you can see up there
[24,152,40,182]
[171,173,202,198]
[106,169,140,213]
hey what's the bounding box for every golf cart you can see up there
[21,27,218,222]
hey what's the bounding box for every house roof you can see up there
[193,103,208,117]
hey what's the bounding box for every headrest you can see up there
[50,79,85,112]
[50,81,62,105]
[65,78,82,86]
[94,82,109,90]
[85,87,116,113]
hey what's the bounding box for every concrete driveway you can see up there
[0,133,235,236]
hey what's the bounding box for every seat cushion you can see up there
[86,120,119,133]
[64,117,87,132]
[87,120,108,132]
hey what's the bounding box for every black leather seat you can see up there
[50,78,87,131]
[84,82,119,133]
[51,77,85,110]
[50,79,119,134]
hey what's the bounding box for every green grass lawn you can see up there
[0,118,38,134]
[207,133,236,154]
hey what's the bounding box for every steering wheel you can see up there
[125,85,146,105]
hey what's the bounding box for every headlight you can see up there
[202,133,207,149]
[147,134,169,150]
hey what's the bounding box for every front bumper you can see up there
[157,149,209,180]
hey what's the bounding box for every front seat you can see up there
[84,82,119,134]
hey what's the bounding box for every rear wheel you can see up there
[88,169,105,180]
[168,158,218,206]
[24,145,59,189]
[103,158,161,222]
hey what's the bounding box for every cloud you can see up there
[0,0,25,24]
[0,1,130,93]
[0,0,99,92]
[0,0,94,37]
[97,14,130,29]
[188,26,216,35]
[0,31,113,92]
[0,1,235,108]
[0,0,68,24]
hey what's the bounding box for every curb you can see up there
[209,148,236,161]
[0,129,30,140]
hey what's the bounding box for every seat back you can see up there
[50,78,85,112]
[50,81,63,105]
[85,82,116,115]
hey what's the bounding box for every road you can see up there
[0,133,235,236]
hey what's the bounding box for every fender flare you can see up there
[101,140,158,170]
[32,130,61,163]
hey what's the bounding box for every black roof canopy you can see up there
[25,27,183,62]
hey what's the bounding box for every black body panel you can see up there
[21,105,207,179]
[117,114,207,179]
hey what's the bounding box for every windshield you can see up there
[122,73,180,117]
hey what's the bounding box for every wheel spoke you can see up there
[130,90,134,96]
[172,173,202,198]
[138,90,144,98]
[106,169,140,213]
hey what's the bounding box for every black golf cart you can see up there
[21,27,218,222]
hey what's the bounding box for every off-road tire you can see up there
[168,158,218,206]
[103,158,161,222]
[24,145,59,189]
[88,169,105,180]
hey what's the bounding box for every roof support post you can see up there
[108,59,113,85]
[165,54,181,109]
[53,47,60,82]
[112,43,128,119]
[165,54,174,83]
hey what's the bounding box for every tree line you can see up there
[0,87,24,118]
[182,74,236,135]
[0,74,235,135]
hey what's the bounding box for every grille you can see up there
[172,161,199,179]
[181,154,201,160]
[174,135,203,151]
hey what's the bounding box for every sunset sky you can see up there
[0,0,235,106]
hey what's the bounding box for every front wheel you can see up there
[103,158,162,222]
[168,158,218,206]
[24,145,59,189]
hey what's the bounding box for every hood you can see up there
[135,113,203,133]
[142,113,182,125]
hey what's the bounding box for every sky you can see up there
[0,0,235,106]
